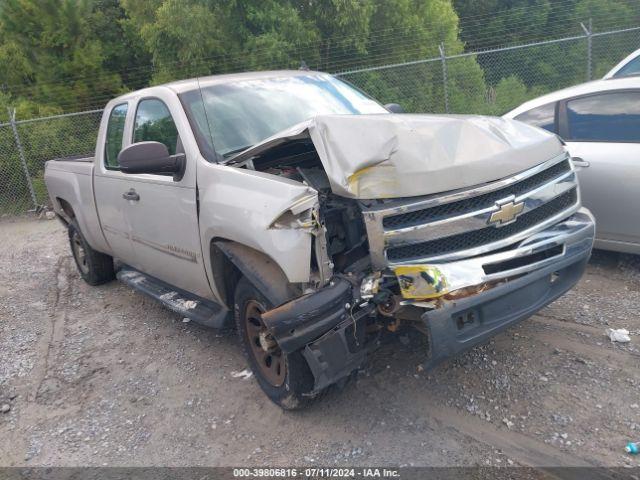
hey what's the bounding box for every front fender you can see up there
[197,159,318,288]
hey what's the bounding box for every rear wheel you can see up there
[68,221,115,285]
[234,277,315,409]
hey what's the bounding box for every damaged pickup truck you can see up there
[44,70,595,409]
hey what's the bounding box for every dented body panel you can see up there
[230,113,563,199]
[196,160,318,293]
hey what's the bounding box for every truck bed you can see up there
[45,157,95,176]
[51,154,94,163]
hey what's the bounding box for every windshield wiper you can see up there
[222,145,253,159]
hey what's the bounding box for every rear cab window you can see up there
[104,103,128,169]
[562,91,640,142]
[514,102,557,133]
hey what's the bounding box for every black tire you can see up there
[68,221,115,286]
[234,277,315,409]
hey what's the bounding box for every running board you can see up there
[116,267,230,328]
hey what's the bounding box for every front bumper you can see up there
[391,208,595,299]
[421,208,594,367]
[263,208,594,391]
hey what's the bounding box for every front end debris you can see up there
[238,114,594,393]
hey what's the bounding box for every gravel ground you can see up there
[1,216,640,468]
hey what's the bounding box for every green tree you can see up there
[0,0,138,111]
[121,0,319,82]
[297,0,373,70]
[338,0,487,114]
[119,0,486,114]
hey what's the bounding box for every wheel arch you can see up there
[55,197,75,225]
[210,239,300,309]
[52,192,111,255]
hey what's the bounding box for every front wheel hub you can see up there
[259,331,278,353]
[244,300,286,387]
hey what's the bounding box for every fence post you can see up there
[8,108,38,209]
[439,43,450,114]
[581,19,593,81]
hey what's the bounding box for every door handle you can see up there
[571,157,590,168]
[122,189,140,201]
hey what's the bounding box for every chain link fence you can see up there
[1,23,639,215]
[0,110,102,215]
[337,24,640,115]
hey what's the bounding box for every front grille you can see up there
[383,159,571,229]
[386,188,577,261]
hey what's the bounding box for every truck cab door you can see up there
[117,95,214,299]
[94,102,140,268]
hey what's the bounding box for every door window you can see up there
[514,102,556,133]
[614,56,640,78]
[565,91,640,142]
[133,99,179,154]
[104,103,128,169]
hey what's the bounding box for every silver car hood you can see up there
[229,113,563,199]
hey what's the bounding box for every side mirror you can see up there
[117,141,185,179]
[384,103,404,114]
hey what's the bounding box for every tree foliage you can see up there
[0,0,482,113]
[0,0,139,114]
[0,0,637,117]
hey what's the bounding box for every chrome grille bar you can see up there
[362,152,580,269]
[386,188,578,262]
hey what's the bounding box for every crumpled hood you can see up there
[230,113,564,199]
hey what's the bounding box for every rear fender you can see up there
[45,164,110,254]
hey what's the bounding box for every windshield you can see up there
[179,73,387,161]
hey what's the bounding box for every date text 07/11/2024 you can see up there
[232,467,400,478]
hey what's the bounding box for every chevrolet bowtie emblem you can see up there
[488,200,525,226]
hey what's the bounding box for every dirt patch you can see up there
[1,217,639,467]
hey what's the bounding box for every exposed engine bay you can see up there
[237,137,424,335]
[241,139,371,274]
[234,138,414,393]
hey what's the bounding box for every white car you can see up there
[604,48,640,79]
[505,77,640,254]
